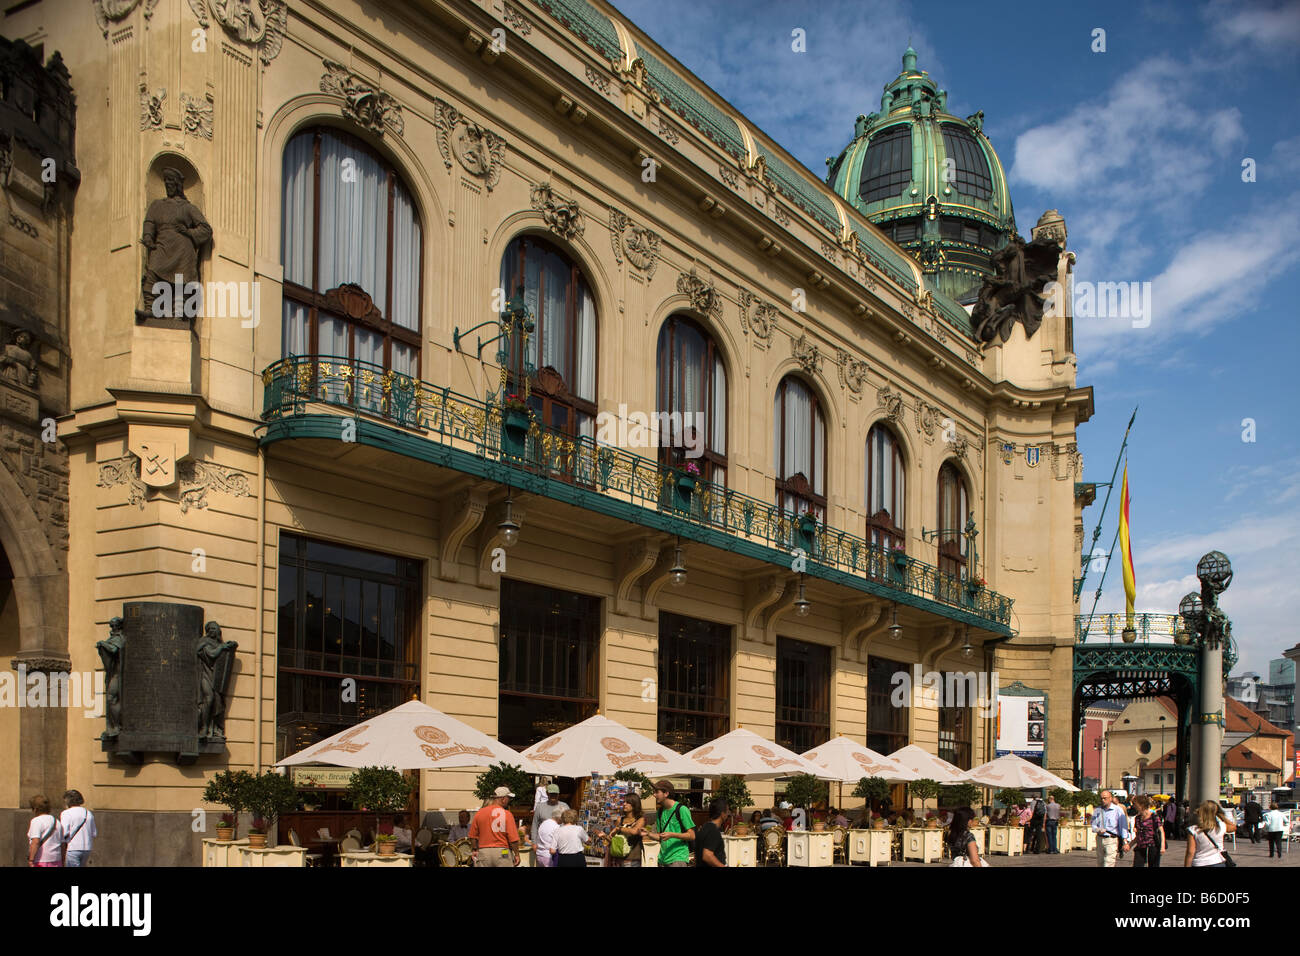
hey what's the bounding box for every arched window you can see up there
[937,461,968,579]
[773,376,826,520]
[866,424,905,551]
[280,127,422,380]
[498,235,597,440]
[656,316,727,485]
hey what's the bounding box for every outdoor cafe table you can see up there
[847,828,892,866]
[901,827,943,863]
[987,825,1024,856]
[340,850,414,868]
[723,833,759,868]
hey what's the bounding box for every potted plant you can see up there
[348,766,415,855]
[473,762,535,809]
[966,575,987,595]
[795,511,818,537]
[942,782,982,811]
[713,775,753,832]
[500,393,533,456]
[994,787,1026,815]
[891,545,908,572]
[909,778,940,820]
[244,770,301,849]
[678,460,701,493]
[783,773,829,827]
[202,769,254,841]
[853,775,890,816]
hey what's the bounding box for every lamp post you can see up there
[1179,551,1233,806]
[1158,714,1167,794]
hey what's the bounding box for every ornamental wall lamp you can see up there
[498,490,520,547]
[887,601,903,640]
[793,573,811,617]
[669,537,687,588]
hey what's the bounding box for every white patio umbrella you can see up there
[801,737,920,783]
[959,753,1080,791]
[683,727,837,780]
[887,744,968,783]
[277,699,545,774]
[519,714,709,778]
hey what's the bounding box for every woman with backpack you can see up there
[27,795,63,867]
[605,793,646,867]
[1184,800,1236,867]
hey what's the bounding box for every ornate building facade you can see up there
[1,0,1091,864]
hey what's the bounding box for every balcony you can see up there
[260,355,1013,631]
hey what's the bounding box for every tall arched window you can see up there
[281,127,422,379]
[773,376,826,520]
[937,461,969,580]
[498,235,597,440]
[656,316,727,485]
[866,424,905,551]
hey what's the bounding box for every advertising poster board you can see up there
[996,694,1046,759]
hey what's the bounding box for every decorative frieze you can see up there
[718,164,738,189]
[97,454,252,512]
[530,182,584,239]
[609,208,660,278]
[584,65,610,95]
[186,0,287,64]
[653,111,681,145]
[320,61,404,137]
[914,399,943,440]
[502,2,532,34]
[434,99,506,189]
[677,269,722,317]
[180,92,213,139]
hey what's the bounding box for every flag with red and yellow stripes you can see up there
[1118,462,1136,625]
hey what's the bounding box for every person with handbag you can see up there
[27,795,63,868]
[605,793,646,867]
[1184,800,1237,868]
[1130,794,1166,867]
[59,790,96,868]
[946,808,988,867]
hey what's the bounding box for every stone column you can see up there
[1196,641,1224,805]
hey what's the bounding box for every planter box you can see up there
[340,851,413,867]
[501,409,531,457]
[988,825,1024,856]
[848,828,892,866]
[641,841,660,867]
[236,846,308,868]
[202,837,247,868]
[722,834,758,868]
[787,830,834,867]
[901,827,943,863]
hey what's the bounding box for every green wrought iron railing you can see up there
[261,355,1013,627]
[1075,612,1238,677]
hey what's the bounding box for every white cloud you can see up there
[1204,0,1300,48]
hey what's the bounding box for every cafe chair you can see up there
[415,828,433,848]
[760,826,785,867]
[436,842,459,868]
[454,840,474,866]
[831,826,848,865]
[340,836,361,854]
[345,828,363,843]
[288,829,301,847]
[317,827,332,840]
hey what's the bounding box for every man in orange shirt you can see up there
[469,786,520,867]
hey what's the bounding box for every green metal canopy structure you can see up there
[826,46,1016,305]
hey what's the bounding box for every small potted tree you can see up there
[909,778,940,821]
[943,782,982,811]
[853,776,890,824]
[244,771,300,849]
[613,769,656,800]
[713,776,753,833]
[474,762,535,809]
[783,774,829,829]
[348,766,415,856]
[202,769,254,841]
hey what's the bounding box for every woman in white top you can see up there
[60,789,97,867]
[554,809,590,868]
[27,794,63,867]
[1184,800,1236,867]
[535,813,561,868]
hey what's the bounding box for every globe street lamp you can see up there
[1179,551,1233,805]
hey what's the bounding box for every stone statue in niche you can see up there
[138,167,212,321]
[96,616,126,739]
[0,329,37,387]
[196,620,237,740]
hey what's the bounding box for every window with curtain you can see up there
[773,375,826,520]
[280,127,422,386]
[656,316,727,487]
[657,612,731,754]
[498,236,597,443]
[938,682,972,770]
[776,637,831,755]
[866,424,905,552]
[937,461,969,582]
[866,656,909,757]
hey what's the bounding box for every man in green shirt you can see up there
[649,779,694,867]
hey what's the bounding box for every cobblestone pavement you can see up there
[864,832,1300,867]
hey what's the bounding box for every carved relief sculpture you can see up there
[139,85,165,130]
[0,328,38,388]
[186,0,286,64]
[738,289,775,342]
[138,168,212,320]
[96,617,126,738]
[835,348,867,394]
[609,208,660,278]
[792,332,821,374]
[196,620,238,740]
[677,269,722,317]
[180,92,213,139]
[877,385,904,423]
[433,100,506,189]
[320,61,404,137]
[530,182,584,240]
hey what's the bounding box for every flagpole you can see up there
[1076,407,1137,641]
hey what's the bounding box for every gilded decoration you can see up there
[139,85,165,131]
[738,289,775,342]
[530,183,584,239]
[620,57,660,103]
[434,100,505,189]
[792,332,821,374]
[320,61,404,138]
[676,269,722,317]
[835,348,867,395]
[609,208,660,278]
[186,0,287,64]
[181,92,213,140]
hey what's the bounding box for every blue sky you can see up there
[609,0,1300,675]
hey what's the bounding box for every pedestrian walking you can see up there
[1045,794,1061,853]
[1028,797,1046,853]
[1130,795,1165,867]
[59,790,96,868]
[947,808,987,867]
[694,797,728,867]
[1091,790,1131,867]
[648,779,694,867]
[1244,799,1263,844]
[553,809,590,867]
[1263,802,1286,859]
[469,786,520,867]
[1184,800,1235,867]
[27,795,62,868]
[604,793,646,867]
[1163,797,1177,841]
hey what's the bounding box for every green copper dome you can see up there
[827,48,1016,304]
